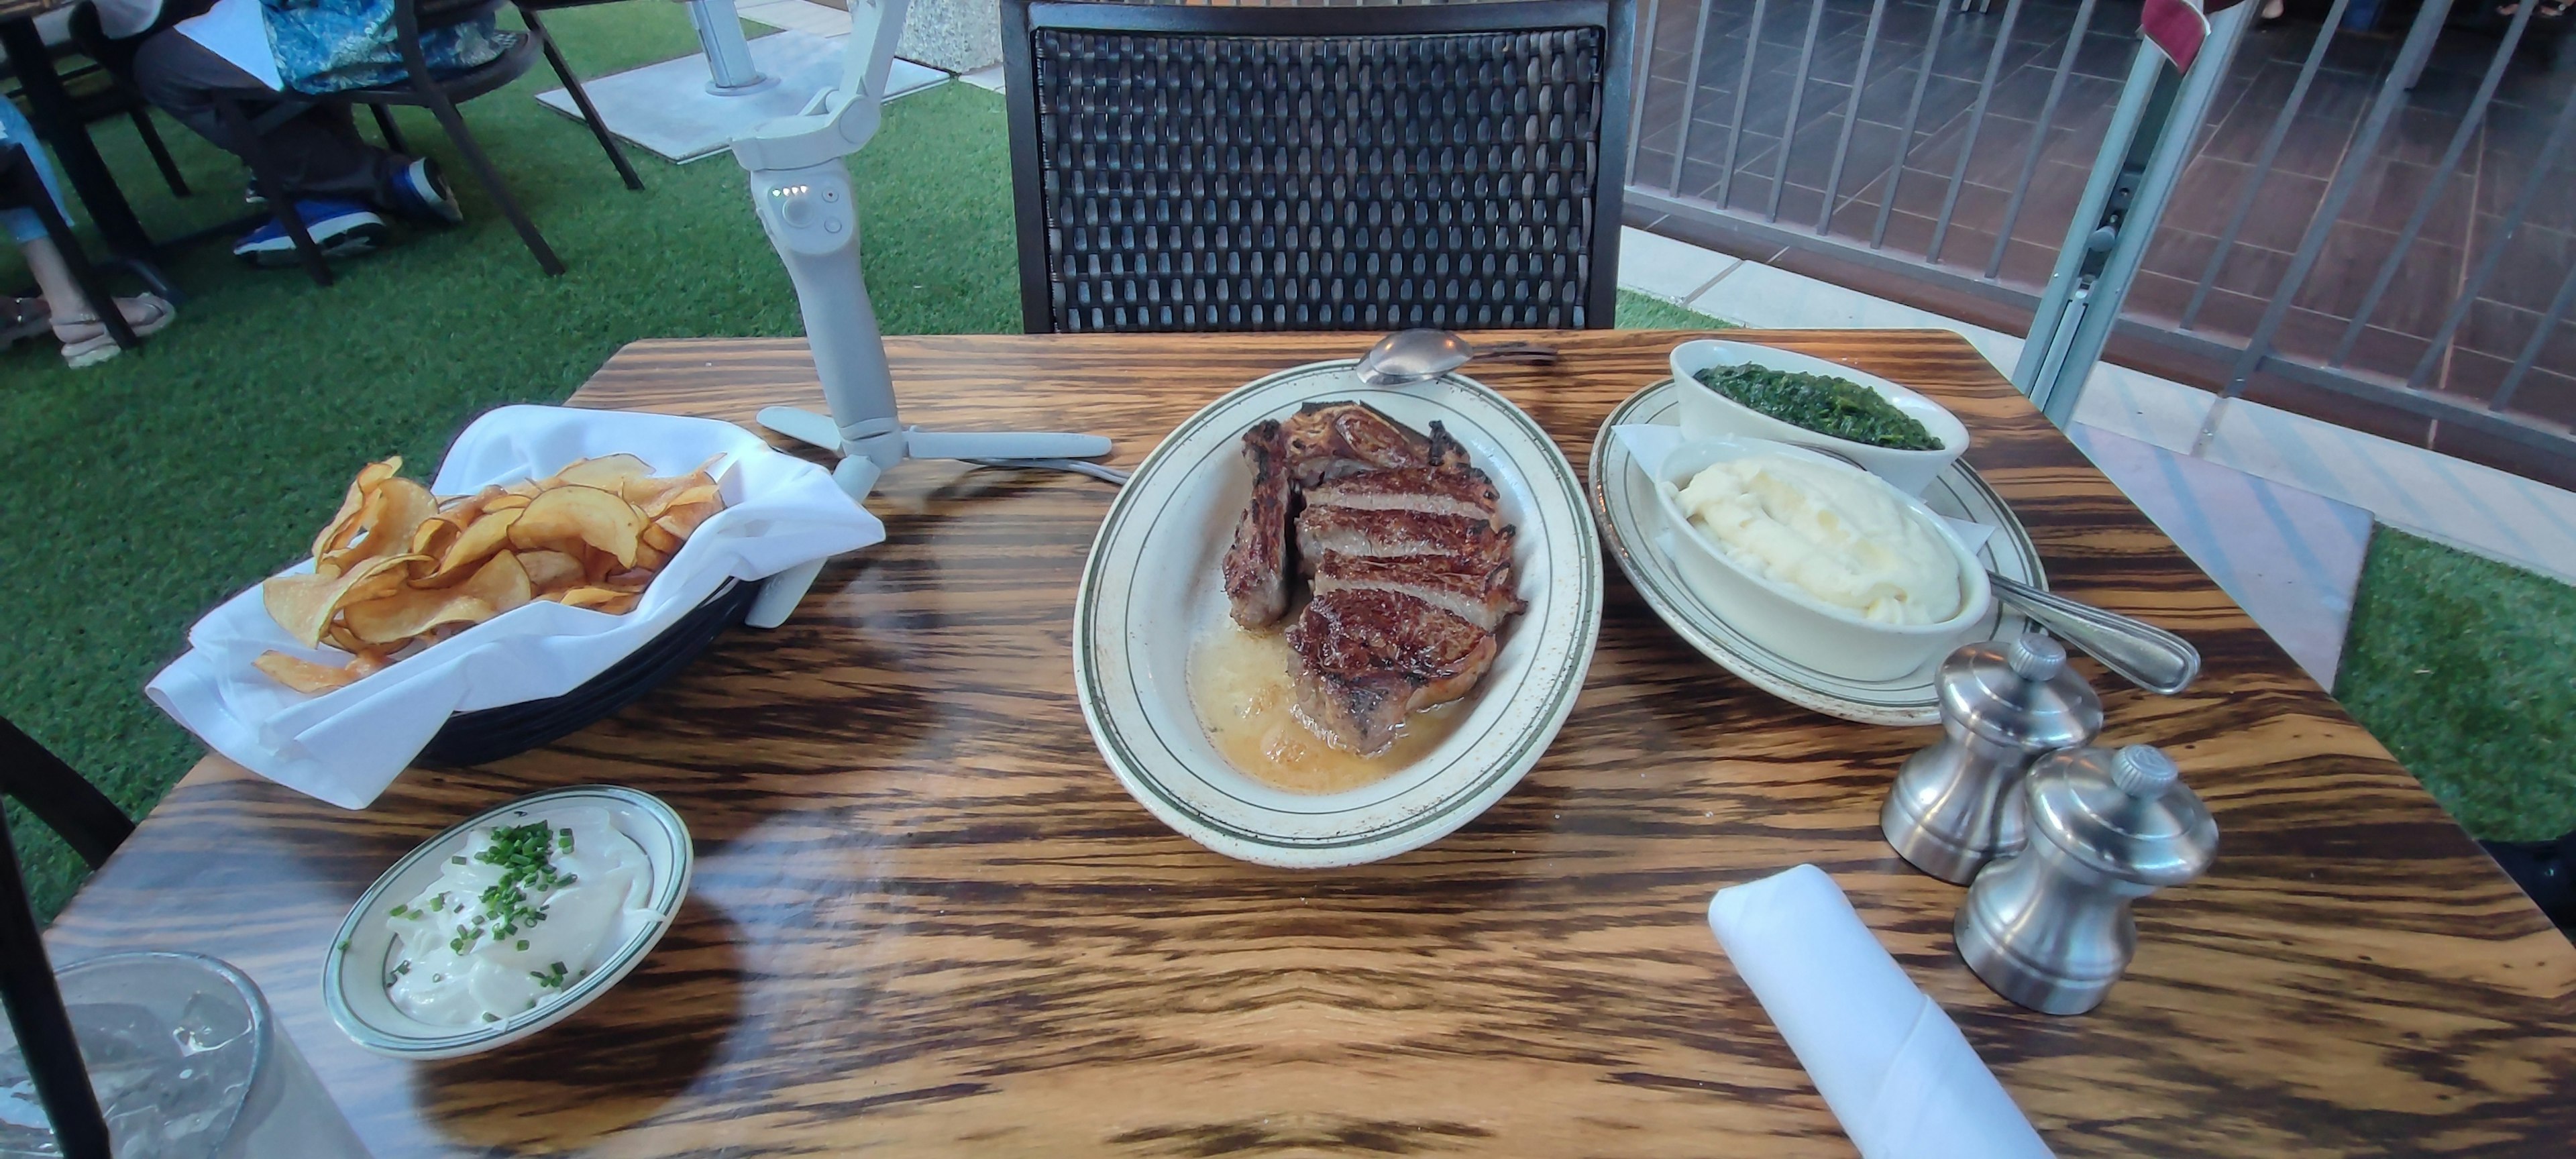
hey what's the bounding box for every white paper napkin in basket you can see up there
[147,405,885,809]
[1709,865,2053,1159]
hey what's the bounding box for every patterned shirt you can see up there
[260,0,508,95]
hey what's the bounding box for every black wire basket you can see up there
[419,577,760,767]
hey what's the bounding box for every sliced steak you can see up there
[1287,588,1499,755]
[1221,419,1294,627]
[1303,465,1501,525]
[1311,551,1523,631]
[1280,401,1468,486]
[1295,505,1517,577]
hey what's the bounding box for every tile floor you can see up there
[1617,225,2576,687]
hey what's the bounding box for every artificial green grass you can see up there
[2336,528,2576,842]
[0,7,1014,920]
[1612,289,1734,331]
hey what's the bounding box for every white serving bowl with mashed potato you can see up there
[1650,437,1990,681]
[323,785,691,1058]
[1670,339,1968,496]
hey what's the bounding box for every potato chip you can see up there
[416,508,521,588]
[320,477,438,575]
[254,651,363,694]
[262,554,419,647]
[311,457,400,565]
[553,586,640,614]
[549,454,655,494]
[484,494,531,513]
[510,485,647,568]
[344,551,532,643]
[515,549,585,593]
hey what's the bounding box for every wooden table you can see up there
[48,331,2576,1156]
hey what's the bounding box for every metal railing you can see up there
[1627,0,2576,464]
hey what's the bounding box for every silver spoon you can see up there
[1354,329,1559,386]
[1988,572,2200,695]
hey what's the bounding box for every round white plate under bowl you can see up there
[1591,380,2045,726]
[323,785,692,1058]
[1076,360,1603,868]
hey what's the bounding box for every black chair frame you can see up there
[5,7,193,201]
[1,141,139,351]
[210,0,641,286]
[1000,0,1635,335]
[0,717,132,1158]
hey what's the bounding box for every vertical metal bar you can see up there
[2330,5,2534,366]
[0,816,113,1159]
[1765,0,1831,222]
[2491,260,2576,413]
[1872,0,1958,249]
[1666,0,1715,193]
[2180,0,2352,330]
[1817,0,1893,235]
[1927,0,2027,264]
[1985,0,2101,279]
[2208,0,2459,437]
[2025,9,2252,424]
[2403,94,2576,391]
[1628,0,1664,186]
[1715,0,1773,208]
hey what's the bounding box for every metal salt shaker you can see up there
[1955,744,2218,1015]
[1881,634,2101,884]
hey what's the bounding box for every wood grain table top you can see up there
[46,330,2576,1157]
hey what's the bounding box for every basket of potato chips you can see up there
[148,405,887,809]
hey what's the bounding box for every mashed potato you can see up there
[1672,454,1964,624]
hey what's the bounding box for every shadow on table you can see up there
[414,895,746,1150]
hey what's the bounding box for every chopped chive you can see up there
[515,939,529,951]
[451,855,468,865]
[482,1012,498,1024]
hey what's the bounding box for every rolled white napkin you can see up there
[148,405,885,809]
[1708,865,2053,1159]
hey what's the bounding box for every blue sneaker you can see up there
[233,199,390,267]
[387,156,464,225]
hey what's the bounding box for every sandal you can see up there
[53,292,176,369]
[1,296,48,349]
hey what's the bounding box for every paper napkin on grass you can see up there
[149,405,884,809]
[1708,865,2053,1159]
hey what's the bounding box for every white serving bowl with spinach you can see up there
[1668,339,1968,495]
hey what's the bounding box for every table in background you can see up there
[46,331,2576,1156]
[0,0,159,267]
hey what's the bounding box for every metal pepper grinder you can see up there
[1955,744,2218,1015]
[1882,634,2101,883]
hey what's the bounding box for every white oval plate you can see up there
[1591,380,2044,726]
[322,786,692,1058]
[1075,360,1603,868]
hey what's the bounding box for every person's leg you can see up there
[129,29,405,205]
[16,237,176,366]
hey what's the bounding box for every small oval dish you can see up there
[323,785,691,1058]
[1075,360,1603,869]
[1670,338,1969,495]
[1649,437,1992,681]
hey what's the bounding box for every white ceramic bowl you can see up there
[1649,437,1991,681]
[1075,361,1603,869]
[322,786,692,1058]
[1669,338,1968,495]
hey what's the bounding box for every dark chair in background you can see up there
[0,717,132,1157]
[3,5,192,201]
[212,0,643,286]
[1,139,140,352]
[1000,0,1633,335]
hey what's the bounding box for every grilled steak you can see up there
[1287,588,1500,755]
[1302,465,1501,525]
[1222,419,1295,626]
[1280,401,1468,486]
[1216,400,1525,755]
[1311,551,1522,632]
[1295,506,1517,577]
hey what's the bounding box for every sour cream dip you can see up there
[1671,453,1964,624]
[384,806,651,1026]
